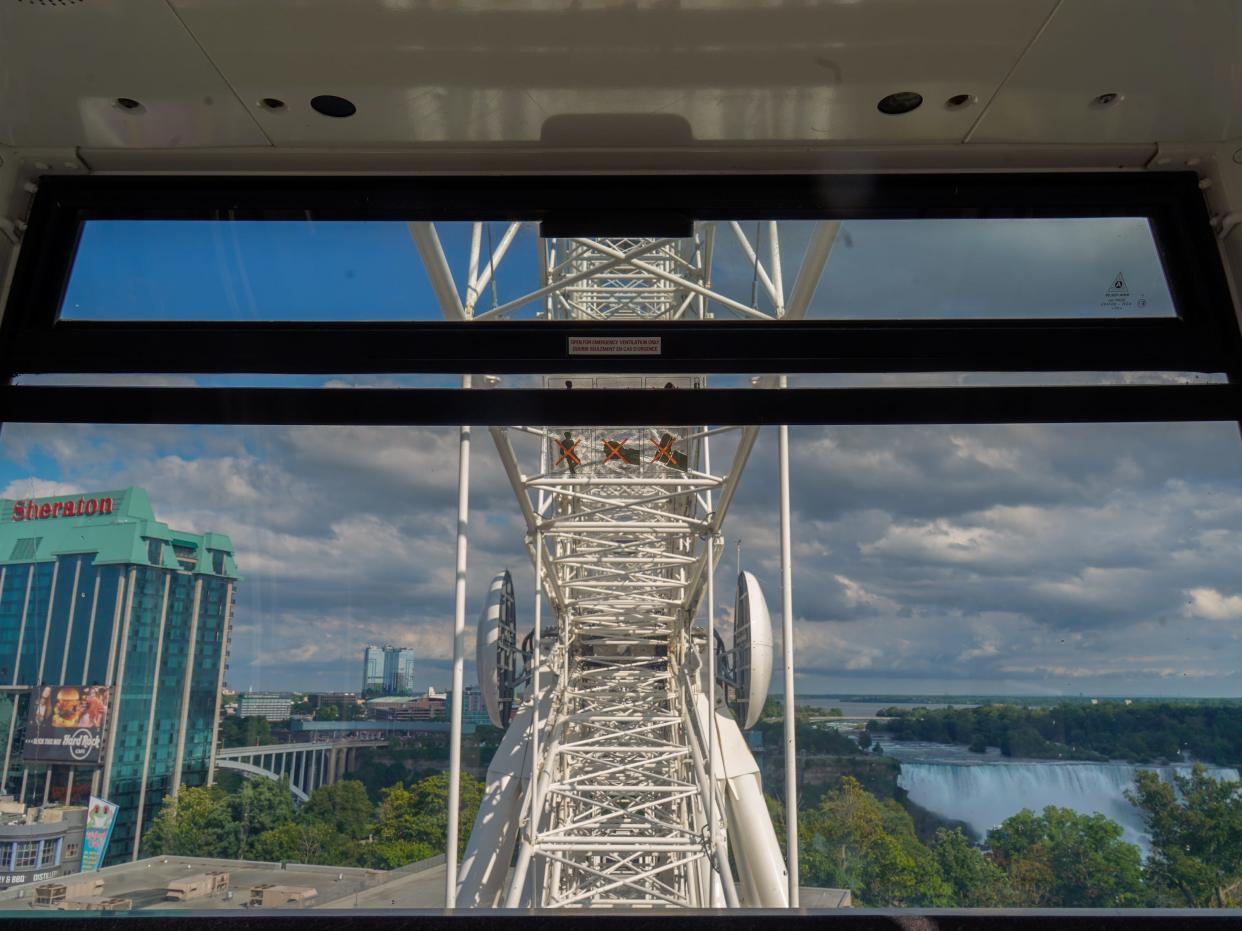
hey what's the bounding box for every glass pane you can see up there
[0,415,1237,913]
[60,217,1175,322]
[780,421,1242,910]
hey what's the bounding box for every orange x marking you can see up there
[603,438,630,462]
[555,438,581,467]
[650,435,677,465]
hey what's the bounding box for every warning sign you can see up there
[568,337,662,356]
[1100,271,1146,312]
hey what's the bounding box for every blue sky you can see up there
[5,217,1237,698]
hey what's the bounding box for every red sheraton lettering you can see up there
[12,496,113,522]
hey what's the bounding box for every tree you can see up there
[1128,765,1242,907]
[144,786,237,858]
[316,704,340,721]
[231,777,296,860]
[366,772,484,869]
[931,828,1010,906]
[301,780,374,840]
[252,821,347,865]
[219,715,273,748]
[986,806,1144,907]
[799,776,950,906]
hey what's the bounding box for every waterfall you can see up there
[895,757,1240,852]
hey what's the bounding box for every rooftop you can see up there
[0,487,238,576]
[0,854,446,914]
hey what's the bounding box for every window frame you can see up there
[0,173,1239,927]
[0,172,1237,430]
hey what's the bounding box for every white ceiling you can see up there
[2,0,1240,151]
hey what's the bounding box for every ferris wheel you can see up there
[408,221,840,908]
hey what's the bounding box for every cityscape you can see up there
[0,477,1237,912]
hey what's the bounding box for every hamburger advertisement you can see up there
[22,685,110,765]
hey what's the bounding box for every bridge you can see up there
[213,737,387,802]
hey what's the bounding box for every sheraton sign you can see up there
[12,496,113,522]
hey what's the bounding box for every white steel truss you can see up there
[496,420,738,907]
[414,220,838,909]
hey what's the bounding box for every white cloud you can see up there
[0,478,85,500]
[1184,586,1242,621]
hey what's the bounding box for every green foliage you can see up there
[877,701,1242,765]
[800,776,952,906]
[985,806,1144,907]
[233,776,298,859]
[251,821,350,865]
[785,782,1158,908]
[300,780,374,840]
[1128,765,1242,906]
[931,828,1010,906]
[316,703,340,721]
[366,771,484,868]
[217,715,273,749]
[760,717,859,756]
[143,786,238,858]
[145,770,477,872]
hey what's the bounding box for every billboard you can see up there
[22,685,110,765]
[80,797,119,872]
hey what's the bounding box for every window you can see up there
[58,216,1176,323]
[1,173,1238,919]
[8,538,40,561]
[14,840,38,869]
[64,840,79,860]
[0,842,12,870]
[39,836,59,867]
[173,543,198,568]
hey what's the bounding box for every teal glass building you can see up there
[0,488,238,864]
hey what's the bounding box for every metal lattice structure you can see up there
[410,221,839,909]
[493,417,736,907]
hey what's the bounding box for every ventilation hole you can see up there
[877,91,923,115]
[310,95,356,118]
[114,97,144,113]
[945,94,976,111]
[1091,92,1123,108]
[259,98,286,112]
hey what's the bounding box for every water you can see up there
[800,699,975,718]
[878,738,1240,852]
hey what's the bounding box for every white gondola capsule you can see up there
[733,570,774,729]
[476,569,517,727]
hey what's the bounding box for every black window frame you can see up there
[0,171,1237,429]
[2,174,1241,928]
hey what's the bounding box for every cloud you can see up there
[3,413,1242,696]
[0,478,86,500]
[1184,587,1242,621]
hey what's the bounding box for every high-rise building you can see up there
[384,647,416,696]
[361,645,384,695]
[0,488,238,866]
[361,644,415,697]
